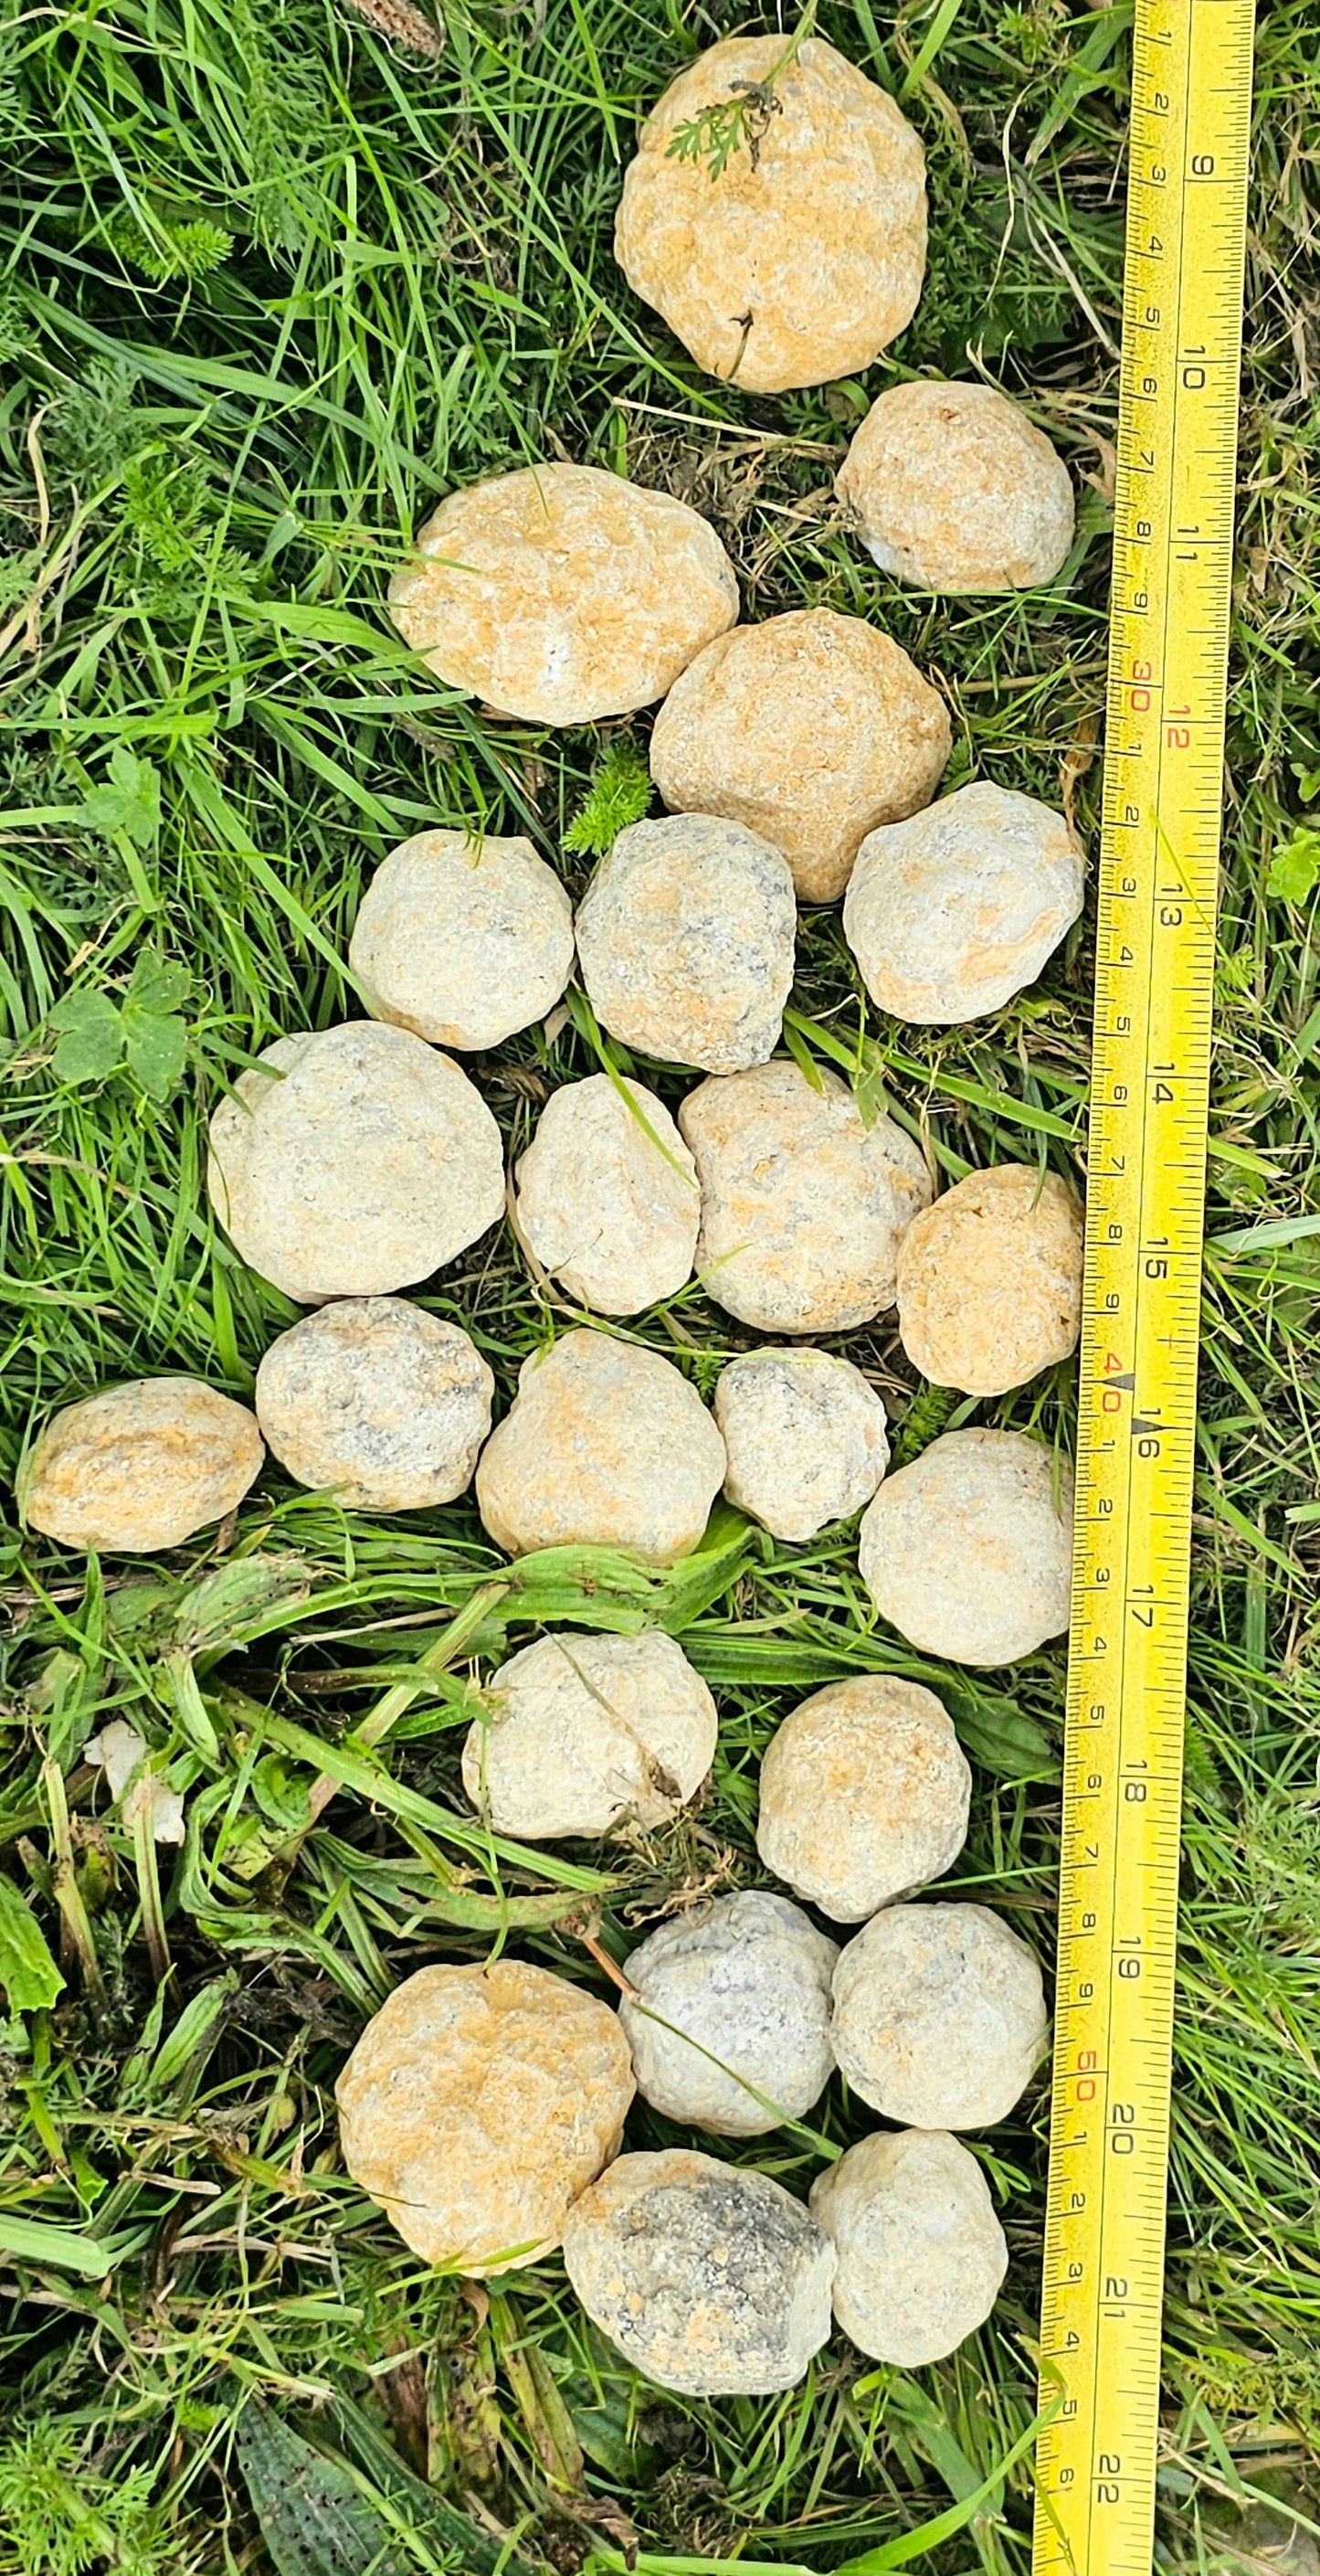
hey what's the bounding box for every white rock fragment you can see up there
[18,1378,263,1555]
[619,1891,839,2136]
[349,832,575,1051]
[461,1629,717,1839]
[896,1163,1084,1394]
[85,1721,187,1845]
[858,1427,1074,1668]
[575,815,797,1076]
[513,1076,699,1316]
[842,782,1085,1024]
[809,2127,1008,2364]
[714,1348,890,1542]
[755,1676,971,1924]
[474,1328,725,1566]
[830,1901,1049,2128]
[837,380,1075,592]
[254,1298,493,1511]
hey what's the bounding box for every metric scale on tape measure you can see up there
[1032,3,1252,2572]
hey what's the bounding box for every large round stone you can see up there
[858,1426,1074,1668]
[649,610,950,905]
[614,36,926,395]
[349,831,575,1051]
[206,1022,505,1305]
[575,814,796,1076]
[460,1628,716,1839]
[562,2148,836,2394]
[842,782,1085,1023]
[679,1060,932,1333]
[830,1901,1049,2129]
[837,380,1074,591]
[513,1075,699,1316]
[755,1676,970,1924]
[254,1298,493,1511]
[335,1960,635,2271]
[18,1378,263,1554]
[386,463,738,726]
[474,1328,725,1565]
[619,1891,839,2136]
[896,1164,1084,1394]
[809,2127,1008,2364]
[714,1348,890,1542]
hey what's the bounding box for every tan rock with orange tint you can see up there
[896,1163,1083,1395]
[858,1426,1073,1668]
[575,814,797,1075]
[755,1675,971,1924]
[843,783,1084,1023]
[837,380,1074,592]
[475,1328,725,1564]
[18,1378,263,1555]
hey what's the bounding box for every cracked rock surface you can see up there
[715,1346,890,1542]
[895,1164,1084,1395]
[349,831,575,1052]
[19,1378,263,1554]
[830,1901,1049,2128]
[475,1328,725,1564]
[619,1891,839,2136]
[858,1426,1074,1667]
[575,814,797,1076]
[837,379,1074,592]
[514,1075,700,1316]
[810,2126,1008,2363]
[842,782,1085,1024]
[755,1675,971,1924]
[461,1628,716,1839]
[255,1297,493,1511]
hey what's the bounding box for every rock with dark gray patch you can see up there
[254,1298,493,1511]
[461,1629,716,1839]
[809,2126,1008,2363]
[619,1892,839,2136]
[830,1901,1049,2129]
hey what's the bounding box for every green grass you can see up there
[0,0,1317,2568]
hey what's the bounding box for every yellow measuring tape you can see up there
[1032,2,1253,2569]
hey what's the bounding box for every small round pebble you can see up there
[714,1349,890,1542]
[386,463,738,726]
[809,2127,1008,2364]
[896,1164,1084,1395]
[335,1960,635,2272]
[842,782,1085,1023]
[858,1427,1074,1667]
[614,36,926,395]
[679,1060,932,1333]
[619,1892,839,2136]
[755,1676,971,1924]
[562,2148,836,2395]
[348,831,575,1051]
[513,1076,699,1316]
[475,1328,725,1565]
[206,1022,505,1305]
[649,610,951,906]
[18,1379,263,1554]
[830,1901,1049,2128]
[254,1299,493,1511]
[837,380,1075,592]
[575,814,797,1075]
[460,1629,716,1839]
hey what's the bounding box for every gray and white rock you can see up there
[513,1075,699,1316]
[562,2148,836,2394]
[206,1022,505,1304]
[349,831,575,1051]
[755,1676,971,1924]
[18,1378,263,1555]
[474,1328,725,1565]
[895,1163,1084,1394]
[714,1348,890,1542]
[858,1427,1074,1667]
[809,2127,1008,2363]
[254,1298,493,1511]
[837,380,1075,592]
[461,1629,716,1839]
[679,1060,933,1334]
[575,814,797,1075]
[619,1892,839,2136]
[830,1901,1049,2128]
[842,782,1085,1023]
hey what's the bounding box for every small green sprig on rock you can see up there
[665,5,816,181]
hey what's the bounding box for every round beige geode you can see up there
[896,1164,1084,1395]
[755,1676,971,1924]
[385,463,738,726]
[836,380,1075,591]
[335,1960,635,2272]
[830,1902,1049,2129]
[809,2127,1008,2365]
[18,1379,262,1554]
[649,610,951,906]
[714,1349,890,1542]
[575,815,796,1075]
[206,1022,505,1305]
[562,2148,836,2395]
[475,1329,725,1565]
[254,1299,493,1511]
[843,783,1085,1023]
[513,1076,699,1316]
[614,36,926,396]
[349,832,574,1051]
[461,1629,716,1839]
[619,1892,839,2137]
[679,1060,932,1333]
[859,1427,1073,1668]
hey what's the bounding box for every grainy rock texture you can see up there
[649,610,950,905]
[349,832,575,1051]
[837,380,1075,591]
[842,782,1085,1023]
[562,2148,836,2394]
[896,1163,1084,1394]
[385,463,738,725]
[714,1349,890,1542]
[679,1060,932,1332]
[254,1299,493,1511]
[575,815,797,1075]
[809,2126,1008,2364]
[19,1379,263,1554]
[460,1629,717,1839]
[475,1329,725,1564]
[513,1075,699,1316]
[858,1427,1074,1667]
[831,1902,1049,2128]
[755,1676,971,1924]
[614,37,926,396]
[335,1961,635,2271]
[206,1022,505,1304]
[619,1892,839,2136]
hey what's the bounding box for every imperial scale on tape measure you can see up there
[1031,3,1253,2571]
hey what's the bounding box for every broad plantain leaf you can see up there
[0,1871,63,2011]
